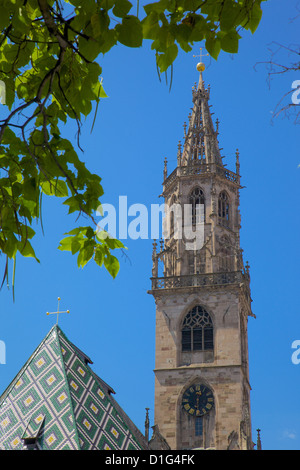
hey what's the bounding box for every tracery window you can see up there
[181,306,213,352]
[218,191,230,226]
[189,187,205,225]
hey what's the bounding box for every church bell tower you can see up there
[149,62,255,450]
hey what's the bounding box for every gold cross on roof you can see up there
[193,47,209,73]
[193,47,209,62]
[47,297,70,324]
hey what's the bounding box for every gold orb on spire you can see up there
[197,62,205,72]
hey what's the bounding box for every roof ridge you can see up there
[56,325,93,364]
[109,392,149,449]
[54,326,82,450]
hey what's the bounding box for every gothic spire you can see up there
[180,66,223,167]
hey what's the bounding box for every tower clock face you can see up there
[182,384,214,417]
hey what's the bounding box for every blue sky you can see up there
[1,0,300,450]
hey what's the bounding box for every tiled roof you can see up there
[0,325,148,450]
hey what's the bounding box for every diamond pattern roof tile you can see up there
[0,325,148,450]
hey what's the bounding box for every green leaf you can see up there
[94,245,104,266]
[113,0,133,18]
[157,44,178,72]
[67,226,87,236]
[19,225,36,241]
[219,0,241,32]
[205,37,221,60]
[23,177,37,202]
[220,31,240,54]
[0,5,10,30]
[77,242,95,268]
[95,80,108,99]
[116,16,143,47]
[104,237,125,250]
[248,2,263,33]
[78,35,102,61]
[41,180,68,197]
[144,0,169,15]
[71,237,82,255]
[18,240,39,262]
[4,235,18,259]
[142,11,160,39]
[91,12,102,38]
[63,195,84,214]
[58,236,74,252]
[104,253,120,278]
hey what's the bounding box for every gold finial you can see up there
[196,62,205,72]
[47,297,70,325]
[193,47,209,73]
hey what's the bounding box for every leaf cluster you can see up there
[143,0,265,71]
[0,0,265,292]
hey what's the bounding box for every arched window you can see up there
[189,187,205,225]
[218,191,230,226]
[182,306,213,352]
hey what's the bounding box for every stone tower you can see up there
[149,66,255,451]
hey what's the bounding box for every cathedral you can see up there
[148,62,256,451]
[0,62,259,450]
